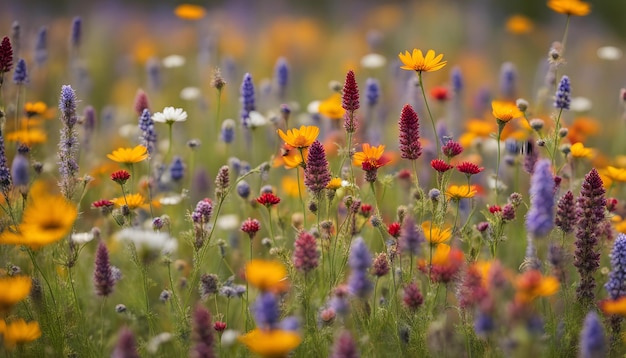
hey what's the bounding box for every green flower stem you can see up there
[551,108,564,169]
[418,71,440,157]
[495,121,506,204]
[297,151,307,228]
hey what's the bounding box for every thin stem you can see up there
[418,72,440,157]
[296,157,306,228]
[551,108,564,169]
[495,122,505,204]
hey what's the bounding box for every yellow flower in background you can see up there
[111,193,146,210]
[446,184,477,200]
[238,328,301,357]
[277,126,319,149]
[601,296,626,316]
[569,142,593,159]
[0,276,31,310]
[514,270,560,303]
[174,4,206,20]
[281,146,308,169]
[318,93,345,120]
[492,101,523,123]
[6,129,48,146]
[604,166,626,183]
[24,101,47,117]
[281,176,302,197]
[421,221,452,245]
[326,177,343,190]
[547,0,591,16]
[0,184,78,249]
[398,49,447,72]
[506,15,533,34]
[107,145,148,164]
[1,319,41,349]
[245,260,289,293]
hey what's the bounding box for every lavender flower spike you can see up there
[253,292,280,329]
[330,330,359,358]
[605,233,626,299]
[579,312,605,358]
[12,58,28,84]
[348,237,372,270]
[304,140,331,195]
[525,159,555,238]
[57,85,80,199]
[240,73,255,127]
[293,230,319,273]
[399,216,423,256]
[191,304,215,358]
[555,75,571,110]
[94,241,115,297]
[112,327,140,358]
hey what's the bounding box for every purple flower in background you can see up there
[34,26,47,66]
[605,233,626,299]
[293,230,319,273]
[579,312,605,358]
[348,237,372,271]
[57,85,80,199]
[274,57,289,99]
[330,330,359,358]
[11,145,29,188]
[499,62,517,100]
[399,216,423,256]
[240,72,255,127]
[555,191,576,234]
[70,16,82,49]
[138,109,157,155]
[555,75,571,110]
[112,327,140,358]
[304,140,331,195]
[12,58,27,84]
[365,78,380,107]
[525,159,555,238]
[451,66,463,93]
[253,292,280,329]
[398,104,422,160]
[93,241,115,297]
[191,304,215,358]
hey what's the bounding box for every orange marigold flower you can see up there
[24,101,47,117]
[238,328,301,357]
[600,296,626,316]
[353,143,389,169]
[547,0,591,16]
[245,260,289,293]
[1,319,41,349]
[492,101,523,124]
[174,4,206,20]
[0,276,31,310]
[569,142,593,159]
[514,270,560,303]
[398,49,447,73]
[318,93,345,120]
[506,15,534,34]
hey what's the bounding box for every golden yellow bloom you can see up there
[318,93,345,120]
[24,101,47,117]
[106,145,148,164]
[6,129,47,146]
[353,143,389,169]
[446,184,477,200]
[238,328,301,357]
[0,276,31,310]
[174,4,206,20]
[277,126,319,149]
[1,319,41,349]
[569,142,593,159]
[601,297,626,316]
[326,177,343,190]
[281,147,308,169]
[547,0,591,16]
[604,166,626,183]
[506,15,533,34]
[421,221,452,245]
[492,101,523,123]
[515,270,559,303]
[398,49,447,72]
[111,193,146,210]
[245,260,289,293]
[0,187,78,249]
[281,176,301,198]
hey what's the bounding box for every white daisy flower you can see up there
[116,228,178,255]
[360,53,387,69]
[70,231,95,244]
[248,111,268,128]
[152,107,188,124]
[180,86,201,100]
[597,46,622,61]
[162,54,186,68]
[570,96,592,112]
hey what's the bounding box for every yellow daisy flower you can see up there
[492,101,523,123]
[245,260,289,293]
[506,15,533,35]
[604,166,626,183]
[174,4,206,20]
[446,184,477,200]
[569,142,593,159]
[277,126,319,149]
[547,0,591,16]
[6,129,47,146]
[111,193,146,210]
[0,276,31,310]
[1,319,41,350]
[318,93,345,120]
[24,101,48,117]
[398,49,447,72]
[281,176,302,198]
[0,186,78,249]
[326,177,343,190]
[421,221,452,245]
[238,328,301,357]
[107,145,149,164]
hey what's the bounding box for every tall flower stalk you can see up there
[57,85,80,200]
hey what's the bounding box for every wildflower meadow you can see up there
[2,0,626,356]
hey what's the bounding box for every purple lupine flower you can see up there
[70,16,82,49]
[398,104,422,160]
[146,57,161,91]
[112,327,140,358]
[574,168,606,305]
[342,70,360,133]
[605,233,626,299]
[0,128,12,192]
[57,85,80,199]
[274,57,289,100]
[579,312,605,358]
[220,119,235,143]
[473,313,494,338]
[240,73,255,127]
[365,78,380,107]
[450,66,463,93]
[12,58,28,84]
[94,241,115,296]
[169,156,185,181]
[133,89,150,115]
[555,191,576,234]
[499,62,517,100]
[214,165,229,201]
[348,237,371,271]
[293,230,319,273]
[253,292,280,329]
[10,145,29,188]
[192,199,213,225]
[304,140,331,195]
[348,268,372,298]
[525,159,555,238]
[138,109,157,155]
[399,216,423,256]
[191,304,215,358]
[0,36,13,77]
[34,26,47,67]
[555,75,571,110]
[279,316,300,332]
[402,282,424,311]
[330,330,359,358]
